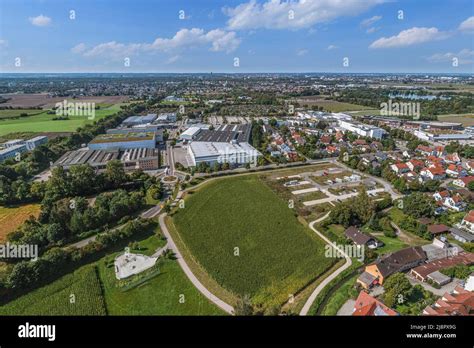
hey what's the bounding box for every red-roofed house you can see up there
[353,291,398,316]
[453,176,474,188]
[417,145,434,156]
[444,152,461,164]
[420,166,446,180]
[391,163,409,174]
[407,159,424,172]
[423,286,474,316]
[446,164,467,178]
[460,210,474,233]
[320,135,331,144]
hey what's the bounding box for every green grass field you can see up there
[0,109,45,119]
[320,274,358,315]
[99,258,224,315]
[0,104,123,136]
[373,235,408,254]
[172,175,336,309]
[0,232,223,315]
[0,265,107,315]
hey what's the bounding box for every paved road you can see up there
[300,212,353,316]
[158,213,234,314]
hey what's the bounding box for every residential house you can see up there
[427,224,450,236]
[453,176,474,188]
[344,226,380,249]
[417,145,434,156]
[423,285,474,315]
[357,247,427,288]
[407,159,424,172]
[460,210,474,233]
[446,164,467,178]
[444,152,461,164]
[391,163,409,175]
[353,291,398,316]
[420,166,446,181]
[374,151,388,162]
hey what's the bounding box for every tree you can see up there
[234,295,254,316]
[383,273,413,307]
[468,181,474,192]
[105,160,127,188]
[402,192,435,218]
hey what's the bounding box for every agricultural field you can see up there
[0,232,224,315]
[172,175,336,310]
[0,204,41,241]
[0,93,129,108]
[0,265,107,315]
[438,113,474,126]
[0,109,44,119]
[0,103,125,136]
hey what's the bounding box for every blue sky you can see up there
[0,0,473,73]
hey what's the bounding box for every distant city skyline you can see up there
[0,0,473,73]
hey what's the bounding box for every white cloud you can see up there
[166,55,181,64]
[369,27,450,49]
[326,45,338,50]
[427,49,474,65]
[29,14,51,27]
[223,0,384,30]
[0,39,8,47]
[459,16,474,32]
[366,27,379,34]
[361,15,382,27]
[297,49,308,56]
[74,28,241,59]
[71,43,87,54]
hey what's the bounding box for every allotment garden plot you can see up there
[172,174,336,309]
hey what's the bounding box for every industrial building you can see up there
[185,124,260,166]
[156,113,177,123]
[187,141,260,166]
[53,148,159,172]
[0,144,28,162]
[193,124,251,143]
[88,132,157,150]
[122,114,157,126]
[414,129,472,141]
[338,120,386,140]
[180,126,204,141]
[3,136,48,150]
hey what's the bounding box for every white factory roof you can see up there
[189,141,260,159]
[180,126,202,138]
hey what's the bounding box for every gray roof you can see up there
[450,228,474,242]
[193,124,251,143]
[358,271,377,285]
[427,271,451,284]
[345,226,373,245]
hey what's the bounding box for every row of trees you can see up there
[8,189,145,251]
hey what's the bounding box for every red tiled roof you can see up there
[353,291,398,316]
[463,210,474,224]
